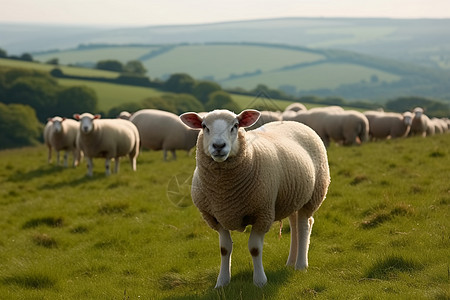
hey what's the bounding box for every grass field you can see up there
[222,62,401,91]
[141,44,325,81]
[0,133,448,299]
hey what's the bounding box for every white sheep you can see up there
[410,107,431,137]
[284,109,369,147]
[130,109,200,160]
[246,110,282,131]
[43,116,81,167]
[117,111,132,120]
[284,102,307,112]
[364,111,413,140]
[73,113,140,177]
[180,109,330,288]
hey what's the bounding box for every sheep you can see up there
[410,107,431,137]
[430,118,448,134]
[283,109,369,147]
[246,110,282,131]
[364,111,413,140]
[44,116,81,167]
[73,113,140,177]
[129,109,200,160]
[284,102,307,112]
[117,111,132,120]
[180,109,330,288]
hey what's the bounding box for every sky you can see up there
[1,0,450,27]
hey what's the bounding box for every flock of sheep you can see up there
[43,104,448,287]
[44,104,449,177]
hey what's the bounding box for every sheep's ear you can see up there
[237,109,261,128]
[94,114,101,119]
[180,112,203,129]
[73,114,80,120]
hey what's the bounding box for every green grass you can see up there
[222,62,401,91]
[142,44,325,81]
[0,133,448,299]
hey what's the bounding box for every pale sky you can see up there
[1,0,450,27]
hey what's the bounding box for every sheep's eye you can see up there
[202,123,209,133]
[231,123,238,132]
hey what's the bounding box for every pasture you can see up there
[0,134,448,299]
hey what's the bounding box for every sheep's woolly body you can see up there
[130,109,199,159]
[192,120,329,234]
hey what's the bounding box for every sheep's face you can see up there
[180,109,260,163]
[73,113,101,134]
[403,112,413,126]
[413,107,423,119]
[51,117,64,133]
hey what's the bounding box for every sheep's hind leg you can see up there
[286,212,298,267]
[295,210,314,270]
[216,228,233,288]
[248,230,267,287]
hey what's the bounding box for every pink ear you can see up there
[94,114,101,119]
[180,112,203,129]
[73,114,80,120]
[237,109,261,128]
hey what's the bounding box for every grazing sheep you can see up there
[180,109,330,288]
[284,102,307,112]
[410,107,431,137]
[73,113,140,177]
[430,118,447,134]
[117,111,132,120]
[44,116,81,167]
[364,111,413,140]
[246,110,282,131]
[283,109,369,147]
[130,109,200,160]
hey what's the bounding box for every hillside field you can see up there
[0,134,448,299]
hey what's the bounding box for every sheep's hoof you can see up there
[214,278,230,289]
[253,273,267,288]
[295,263,308,271]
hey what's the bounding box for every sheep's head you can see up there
[48,116,65,133]
[180,109,260,162]
[403,111,413,126]
[413,107,424,119]
[73,113,101,134]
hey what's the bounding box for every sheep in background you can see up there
[44,116,81,167]
[283,109,369,147]
[246,110,282,131]
[364,111,413,140]
[180,109,330,287]
[130,109,200,161]
[117,111,132,120]
[284,102,307,112]
[430,118,448,134]
[74,113,140,177]
[410,107,431,137]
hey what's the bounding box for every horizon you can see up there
[2,0,450,27]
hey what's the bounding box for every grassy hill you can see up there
[0,134,448,299]
[30,43,450,102]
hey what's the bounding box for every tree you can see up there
[96,60,124,72]
[0,103,42,149]
[20,53,33,62]
[124,60,147,76]
[0,48,7,58]
[193,81,222,104]
[205,91,240,112]
[55,86,98,118]
[47,58,59,65]
[164,73,196,94]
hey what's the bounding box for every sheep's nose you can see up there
[83,126,89,132]
[213,142,226,150]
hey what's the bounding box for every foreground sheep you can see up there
[74,113,140,176]
[180,109,330,287]
[44,116,81,167]
[364,111,413,140]
[130,109,200,160]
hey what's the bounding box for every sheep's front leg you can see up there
[86,157,94,177]
[56,151,61,166]
[63,151,69,167]
[248,230,267,287]
[105,158,111,176]
[286,212,298,267]
[216,228,232,288]
[296,210,314,270]
[114,157,120,174]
